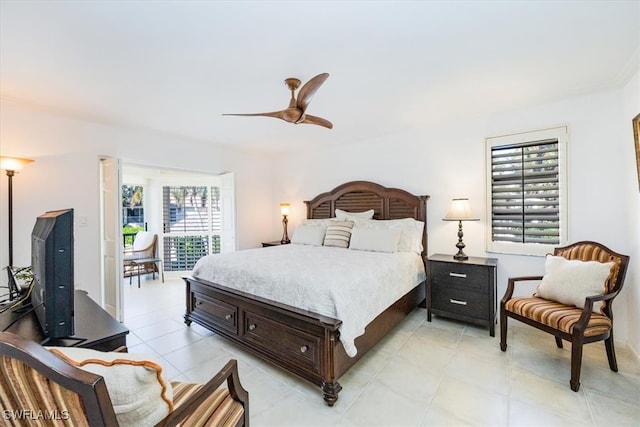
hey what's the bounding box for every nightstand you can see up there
[427,254,498,336]
[261,241,289,247]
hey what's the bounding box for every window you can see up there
[486,126,568,256]
[162,185,221,271]
[122,185,144,246]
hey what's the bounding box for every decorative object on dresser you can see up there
[428,254,498,336]
[280,203,291,244]
[500,241,629,392]
[442,198,479,260]
[0,332,249,426]
[1,156,34,297]
[184,180,429,406]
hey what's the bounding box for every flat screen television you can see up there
[31,208,74,341]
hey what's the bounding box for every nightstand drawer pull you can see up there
[450,299,468,306]
[248,324,257,331]
[449,272,467,278]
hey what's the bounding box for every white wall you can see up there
[621,70,640,358]
[0,99,275,303]
[273,83,639,349]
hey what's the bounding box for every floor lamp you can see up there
[1,156,34,299]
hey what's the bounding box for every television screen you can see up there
[31,208,74,340]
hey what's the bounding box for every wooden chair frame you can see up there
[499,241,630,392]
[0,332,249,426]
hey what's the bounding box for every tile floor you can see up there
[124,275,640,426]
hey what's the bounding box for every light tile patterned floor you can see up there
[124,275,640,426]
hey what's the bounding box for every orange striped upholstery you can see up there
[0,356,91,427]
[505,296,612,336]
[555,243,622,295]
[172,382,244,427]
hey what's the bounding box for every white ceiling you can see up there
[1,1,638,153]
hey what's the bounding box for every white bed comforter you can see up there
[191,244,426,357]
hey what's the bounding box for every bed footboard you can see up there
[184,275,344,405]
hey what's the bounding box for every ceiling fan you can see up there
[223,73,333,129]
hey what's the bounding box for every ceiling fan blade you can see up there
[296,73,329,113]
[299,114,333,129]
[222,110,288,120]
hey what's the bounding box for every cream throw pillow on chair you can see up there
[536,255,614,309]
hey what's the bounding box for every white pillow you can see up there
[291,224,326,246]
[303,218,335,227]
[536,255,614,309]
[49,347,173,426]
[335,208,375,221]
[349,227,401,253]
[351,218,424,254]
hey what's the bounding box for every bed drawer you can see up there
[243,310,321,374]
[191,291,238,335]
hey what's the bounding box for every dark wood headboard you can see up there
[304,181,430,261]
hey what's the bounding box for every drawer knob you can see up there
[196,301,202,306]
[225,314,232,320]
[248,323,257,331]
[450,298,468,306]
[449,272,467,278]
[300,345,308,353]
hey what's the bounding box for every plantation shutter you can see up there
[162,186,221,271]
[490,139,560,245]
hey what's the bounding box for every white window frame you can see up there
[485,126,569,256]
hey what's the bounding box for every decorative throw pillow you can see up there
[49,347,173,426]
[349,227,402,253]
[334,208,375,221]
[536,255,614,309]
[291,224,327,246]
[323,221,354,248]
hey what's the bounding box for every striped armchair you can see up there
[0,332,249,426]
[500,241,629,392]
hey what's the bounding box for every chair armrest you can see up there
[501,276,544,304]
[155,359,249,427]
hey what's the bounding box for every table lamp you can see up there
[442,198,479,260]
[280,203,290,244]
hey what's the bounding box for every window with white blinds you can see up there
[486,126,568,256]
[162,185,221,271]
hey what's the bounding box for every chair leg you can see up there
[570,339,583,392]
[555,337,563,348]
[500,310,508,352]
[605,334,618,372]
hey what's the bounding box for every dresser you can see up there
[427,254,498,336]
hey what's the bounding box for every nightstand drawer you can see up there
[431,288,488,319]
[431,262,488,293]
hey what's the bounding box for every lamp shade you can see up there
[280,203,290,216]
[0,156,34,172]
[443,198,479,221]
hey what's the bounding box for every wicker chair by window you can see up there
[123,231,158,279]
[500,241,629,392]
[0,332,249,426]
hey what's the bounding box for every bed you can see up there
[183,181,429,405]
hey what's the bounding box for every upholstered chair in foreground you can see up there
[500,241,629,392]
[0,332,249,426]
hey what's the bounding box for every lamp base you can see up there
[453,251,469,261]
